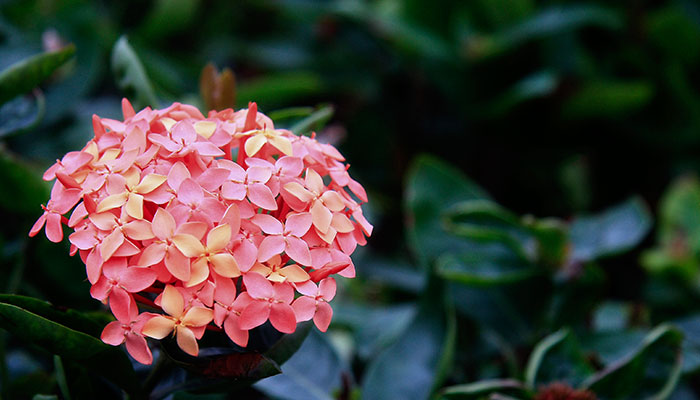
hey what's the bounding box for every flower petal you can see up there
[238,300,270,330]
[247,183,278,210]
[210,253,240,278]
[172,234,205,258]
[206,224,231,251]
[242,272,274,299]
[175,325,200,356]
[125,333,153,364]
[270,303,296,333]
[161,285,184,318]
[101,321,125,346]
[313,302,333,332]
[291,296,316,322]
[142,315,175,339]
[257,235,286,263]
[182,307,214,327]
[152,208,176,239]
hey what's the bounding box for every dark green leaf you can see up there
[436,247,538,286]
[405,155,490,266]
[524,328,593,389]
[139,0,200,40]
[673,315,700,374]
[254,330,346,400]
[580,329,648,365]
[562,80,654,119]
[111,36,159,109]
[236,72,324,110]
[440,379,527,399]
[157,322,313,395]
[289,105,334,135]
[362,275,456,400]
[647,7,700,65]
[332,303,416,360]
[0,151,49,214]
[570,197,652,262]
[0,45,75,106]
[0,91,45,138]
[0,294,107,338]
[583,325,683,399]
[468,5,621,60]
[0,299,137,394]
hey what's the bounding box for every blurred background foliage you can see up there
[3,0,700,398]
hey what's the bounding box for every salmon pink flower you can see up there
[30,99,371,363]
[142,285,214,356]
[101,296,153,364]
[292,278,336,332]
[239,272,296,333]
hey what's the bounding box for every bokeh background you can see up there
[3,0,700,399]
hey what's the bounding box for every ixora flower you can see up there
[30,99,372,364]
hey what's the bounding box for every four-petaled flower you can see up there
[142,285,214,356]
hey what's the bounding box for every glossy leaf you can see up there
[111,36,159,109]
[254,330,346,400]
[157,321,313,394]
[0,151,49,214]
[289,105,334,135]
[0,45,75,106]
[362,276,456,400]
[236,72,324,109]
[405,155,490,266]
[570,197,652,262]
[562,80,654,119]
[673,315,700,374]
[0,298,138,394]
[583,325,683,399]
[524,328,594,389]
[0,91,45,138]
[436,247,537,286]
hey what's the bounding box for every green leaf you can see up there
[580,329,648,365]
[0,298,137,394]
[288,105,334,135]
[647,7,700,65]
[562,80,654,119]
[444,199,534,261]
[0,45,75,106]
[111,36,159,109]
[583,325,683,399]
[569,197,652,262]
[0,295,107,338]
[362,275,456,400]
[468,5,621,60]
[332,303,416,360]
[440,379,527,399]
[139,0,200,40]
[672,315,700,374]
[156,322,313,395]
[236,72,324,109]
[436,247,538,286]
[487,71,559,116]
[524,328,594,389]
[254,330,346,400]
[0,91,45,138]
[0,151,49,214]
[405,155,490,266]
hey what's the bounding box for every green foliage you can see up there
[2,0,700,398]
[111,36,159,109]
[0,296,137,395]
[0,45,75,106]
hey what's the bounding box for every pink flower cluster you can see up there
[30,99,372,364]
